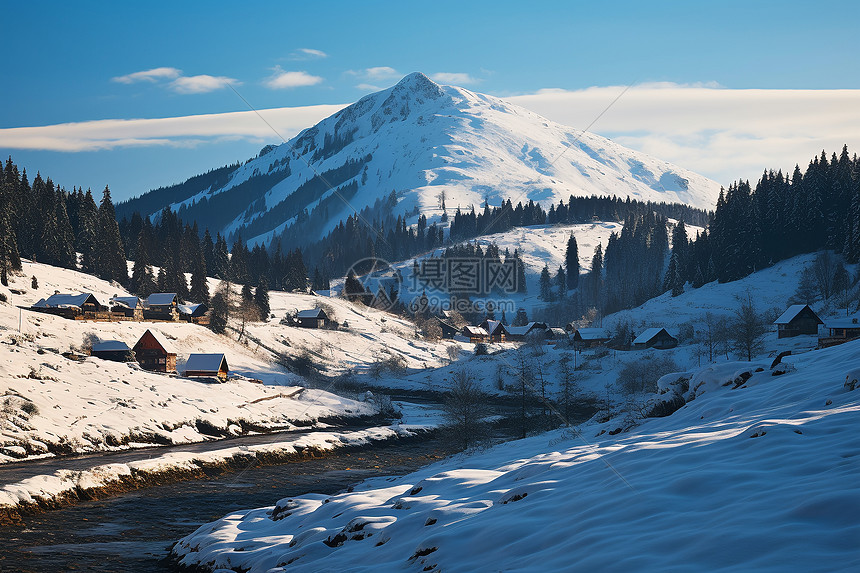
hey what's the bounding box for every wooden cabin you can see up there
[296,308,330,329]
[506,322,549,342]
[91,340,134,362]
[109,296,143,320]
[144,293,179,321]
[435,317,459,339]
[462,325,489,344]
[774,304,822,338]
[31,292,102,319]
[819,315,860,347]
[133,329,177,373]
[183,353,229,382]
[573,327,611,348]
[478,319,508,342]
[633,327,678,350]
[178,303,209,324]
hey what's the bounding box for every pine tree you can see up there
[77,190,98,272]
[539,264,553,301]
[555,265,566,299]
[254,277,270,319]
[209,281,231,334]
[565,234,579,290]
[190,257,210,304]
[95,186,127,283]
[130,230,155,296]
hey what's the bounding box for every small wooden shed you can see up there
[774,304,822,338]
[435,317,459,339]
[133,329,177,372]
[91,340,134,362]
[296,308,330,329]
[183,353,229,382]
[633,327,678,350]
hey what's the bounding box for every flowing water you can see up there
[0,436,449,572]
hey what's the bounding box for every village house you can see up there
[633,327,678,350]
[435,317,459,339]
[144,293,179,321]
[506,321,549,342]
[183,353,229,382]
[819,315,860,347]
[774,304,823,338]
[90,340,134,362]
[296,308,330,329]
[478,319,508,342]
[573,327,611,348]
[109,296,144,321]
[178,303,209,324]
[133,329,177,373]
[31,292,102,319]
[462,325,489,343]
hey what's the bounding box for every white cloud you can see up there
[169,75,238,94]
[430,72,479,85]
[290,48,328,60]
[264,68,324,89]
[507,84,860,185]
[112,67,182,84]
[355,83,382,92]
[348,67,399,80]
[0,104,347,152]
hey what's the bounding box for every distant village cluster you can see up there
[27,289,335,381]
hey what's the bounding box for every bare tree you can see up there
[441,369,492,450]
[731,293,767,361]
[557,353,579,426]
[446,344,460,363]
[812,252,838,300]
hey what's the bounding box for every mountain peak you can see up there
[391,72,445,99]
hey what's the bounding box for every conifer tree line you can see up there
[665,145,860,295]
[0,158,126,285]
[447,195,709,243]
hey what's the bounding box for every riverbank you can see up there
[0,424,432,525]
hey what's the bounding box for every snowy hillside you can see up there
[131,73,721,247]
[172,337,860,572]
[0,261,454,462]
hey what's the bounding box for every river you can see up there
[0,435,450,572]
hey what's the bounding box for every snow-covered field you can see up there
[172,338,860,572]
[0,260,452,463]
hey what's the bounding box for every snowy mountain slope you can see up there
[172,338,860,572]
[135,73,721,247]
[0,261,455,462]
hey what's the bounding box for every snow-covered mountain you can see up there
[127,73,721,248]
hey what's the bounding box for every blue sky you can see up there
[1,0,858,202]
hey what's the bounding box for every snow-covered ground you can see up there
[172,338,860,572]
[0,260,453,463]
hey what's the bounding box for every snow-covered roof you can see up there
[147,293,177,306]
[177,303,207,316]
[92,340,131,353]
[110,296,140,309]
[39,293,99,309]
[633,327,672,345]
[138,329,177,355]
[575,327,611,340]
[463,326,489,336]
[480,320,507,335]
[774,304,820,325]
[506,325,530,336]
[184,353,228,374]
[297,308,327,319]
